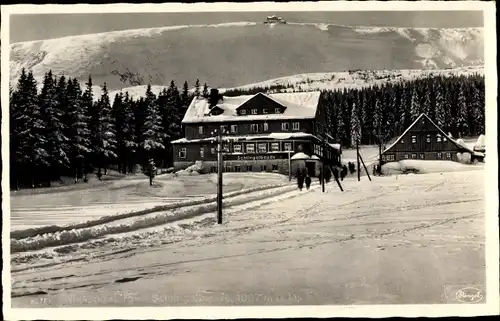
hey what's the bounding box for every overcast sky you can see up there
[10,11,483,43]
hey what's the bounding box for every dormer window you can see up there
[263,109,268,114]
[281,123,290,131]
[230,125,238,133]
[275,108,281,114]
[263,123,269,132]
[240,110,247,115]
[411,135,417,144]
[220,125,228,133]
[400,138,404,144]
[437,134,442,142]
[251,109,258,115]
[292,122,300,131]
[426,134,431,143]
[199,126,205,135]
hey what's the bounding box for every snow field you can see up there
[10,183,303,253]
[10,169,485,306]
[382,159,484,175]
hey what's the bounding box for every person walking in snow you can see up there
[341,165,348,181]
[145,158,157,186]
[296,167,305,191]
[305,173,312,190]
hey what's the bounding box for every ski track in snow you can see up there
[10,169,485,306]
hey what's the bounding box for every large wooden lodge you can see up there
[381,113,484,165]
[171,90,342,176]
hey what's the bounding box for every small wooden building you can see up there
[381,113,484,165]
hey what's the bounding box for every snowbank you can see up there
[381,160,483,175]
[11,184,302,253]
[474,135,485,151]
[176,161,205,175]
[10,182,291,240]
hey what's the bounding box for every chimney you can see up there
[208,88,221,109]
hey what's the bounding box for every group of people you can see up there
[297,161,359,190]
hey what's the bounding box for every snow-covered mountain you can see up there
[9,22,483,92]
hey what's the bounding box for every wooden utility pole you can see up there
[356,141,361,181]
[288,151,292,181]
[217,129,223,224]
[321,136,326,193]
[378,139,382,175]
[358,153,372,181]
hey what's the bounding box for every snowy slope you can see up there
[11,169,485,306]
[9,22,483,91]
[93,66,484,104]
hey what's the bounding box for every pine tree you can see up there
[67,78,91,181]
[112,92,127,173]
[456,82,469,137]
[13,69,49,187]
[82,76,98,174]
[194,79,201,97]
[141,84,165,162]
[39,72,70,183]
[202,82,209,98]
[336,95,346,146]
[122,92,137,172]
[181,80,191,111]
[372,95,383,143]
[350,102,361,147]
[410,86,421,121]
[95,83,117,175]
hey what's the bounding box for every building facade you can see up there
[381,113,483,164]
[171,90,341,175]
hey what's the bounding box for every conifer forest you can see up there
[9,68,484,189]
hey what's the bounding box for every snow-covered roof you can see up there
[182,91,321,124]
[291,152,311,160]
[329,143,341,152]
[311,155,320,160]
[171,132,316,144]
[382,113,476,155]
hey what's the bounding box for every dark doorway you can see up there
[305,161,316,177]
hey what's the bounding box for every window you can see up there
[275,108,281,114]
[437,152,442,159]
[230,125,238,133]
[211,147,216,154]
[198,126,204,135]
[223,144,229,152]
[271,142,280,152]
[411,135,417,144]
[426,134,431,143]
[263,109,268,114]
[261,165,267,171]
[385,154,395,161]
[246,143,255,153]
[200,147,205,158]
[404,154,409,159]
[284,142,292,151]
[234,165,241,172]
[446,152,452,160]
[220,125,228,133]
[419,153,424,159]
[436,134,442,142]
[411,153,417,159]
[281,122,290,131]
[258,143,267,153]
[246,165,253,171]
[179,148,187,159]
[400,139,404,144]
[272,164,279,171]
[233,144,242,153]
[292,122,300,131]
[251,109,258,115]
[443,137,447,142]
[263,123,269,132]
[250,124,259,132]
[240,109,247,115]
[381,155,386,162]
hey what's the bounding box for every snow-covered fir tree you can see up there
[410,87,421,121]
[95,83,117,173]
[456,82,469,137]
[350,102,362,147]
[66,78,91,180]
[141,84,165,160]
[194,79,201,97]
